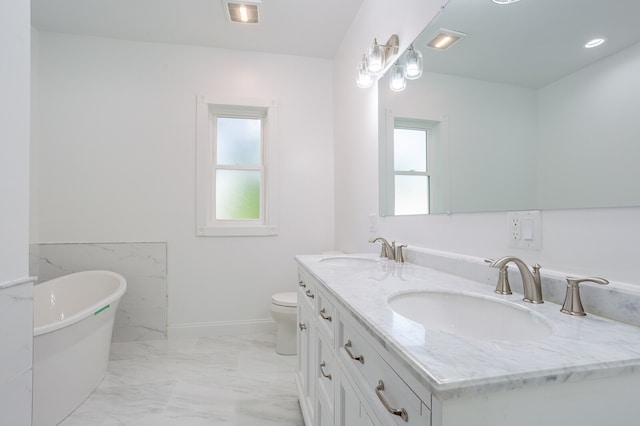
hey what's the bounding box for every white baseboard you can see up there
[167,318,276,340]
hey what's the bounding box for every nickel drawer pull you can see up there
[299,323,307,331]
[305,289,315,299]
[298,280,306,288]
[320,308,332,322]
[344,340,364,364]
[319,361,332,380]
[375,380,408,422]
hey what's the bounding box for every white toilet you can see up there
[271,292,298,355]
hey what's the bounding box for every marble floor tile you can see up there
[59,332,304,426]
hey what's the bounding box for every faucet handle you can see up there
[485,259,512,295]
[561,276,609,316]
[395,244,407,263]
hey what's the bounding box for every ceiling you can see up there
[30,0,365,59]
[414,0,640,88]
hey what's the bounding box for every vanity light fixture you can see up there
[365,35,400,76]
[492,0,521,4]
[389,62,407,92]
[426,29,466,50]
[585,38,606,48]
[355,34,400,87]
[224,0,261,24]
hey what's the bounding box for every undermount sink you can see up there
[320,256,381,266]
[388,291,553,341]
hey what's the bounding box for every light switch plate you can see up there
[507,211,541,249]
[368,214,378,233]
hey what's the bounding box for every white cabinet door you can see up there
[317,385,334,426]
[297,301,316,425]
[336,371,362,426]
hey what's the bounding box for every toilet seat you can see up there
[272,292,297,308]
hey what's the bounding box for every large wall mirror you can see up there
[379,0,640,215]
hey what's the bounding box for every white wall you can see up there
[333,0,640,285]
[1,0,30,282]
[0,0,33,424]
[35,33,335,333]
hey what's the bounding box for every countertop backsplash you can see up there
[403,245,640,328]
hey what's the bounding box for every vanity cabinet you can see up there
[296,270,316,425]
[296,266,432,426]
[296,255,640,426]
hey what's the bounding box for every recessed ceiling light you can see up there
[492,0,521,4]
[426,29,467,50]
[224,1,261,24]
[585,38,606,49]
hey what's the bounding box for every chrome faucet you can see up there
[369,237,395,261]
[485,259,512,295]
[490,257,543,304]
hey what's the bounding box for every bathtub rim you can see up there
[34,270,127,337]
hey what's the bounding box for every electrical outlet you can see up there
[508,211,541,249]
[510,216,521,241]
[368,214,378,233]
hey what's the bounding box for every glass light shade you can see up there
[356,60,374,88]
[366,41,384,76]
[389,63,406,92]
[404,47,423,80]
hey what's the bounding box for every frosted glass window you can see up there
[395,176,429,215]
[216,170,261,220]
[394,128,427,172]
[196,97,278,236]
[216,117,261,166]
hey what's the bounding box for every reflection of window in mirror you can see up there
[392,118,432,215]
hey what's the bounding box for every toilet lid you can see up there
[272,292,297,307]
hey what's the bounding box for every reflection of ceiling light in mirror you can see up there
[225,1,261,23]
[492,0,521,4]
[427,30,466,50]
[585,38,606,48]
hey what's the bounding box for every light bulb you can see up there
[239,5,248,22]
[404,46,423,80]
[390,63,406,92]
[356,58,374,88]
[366,40,384,76]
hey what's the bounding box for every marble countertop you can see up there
[295,254,640,400]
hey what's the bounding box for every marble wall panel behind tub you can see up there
[32,242,167,342]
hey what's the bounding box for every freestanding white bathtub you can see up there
[33,270,127,426]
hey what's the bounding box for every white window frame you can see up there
[196,95,278,236]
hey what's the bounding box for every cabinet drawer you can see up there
[338,317,430,426]
[316,288,336,341]
[297,269,316,313]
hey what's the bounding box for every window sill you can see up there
[196,225,278,237]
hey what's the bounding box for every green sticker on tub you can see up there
[94,304,110,315]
